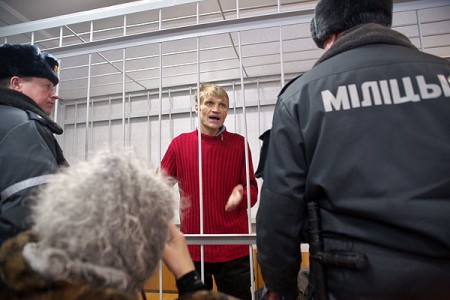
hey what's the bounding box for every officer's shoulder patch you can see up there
[26,110,47,125]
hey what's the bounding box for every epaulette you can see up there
[26,110,48,126]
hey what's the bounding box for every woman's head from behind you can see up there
[23,150,175,293]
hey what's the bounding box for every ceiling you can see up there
[0,0,142,25]
[1,0,449,102]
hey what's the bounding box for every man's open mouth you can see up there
[209,116,220,120]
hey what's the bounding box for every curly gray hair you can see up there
[22,151,175,293]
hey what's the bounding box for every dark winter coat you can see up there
[0,88,67,245]
[257,24,450,299]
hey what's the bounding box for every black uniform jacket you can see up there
[0,88,67,245]
[257,24,450,299]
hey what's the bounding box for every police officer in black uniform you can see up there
[0,44,68,245]
[256,0,450,299]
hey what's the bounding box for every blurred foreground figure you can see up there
[256,0,450,299]
[0,151,236,300]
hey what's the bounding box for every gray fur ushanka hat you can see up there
[310,0,393,49]
[0,44,59,85]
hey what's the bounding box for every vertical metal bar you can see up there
[85,54,92,160]
[159,8,162,30]
[128,94,131,147]
[74,100,78,161]
[122,48,126,147]
[108,96,112,150]
[237,31,255,300]
[158,42,163,300]
[31,32,34,45]
[232,81,237,131]
[257,79,261,149]
[89,20,94,42]
[85,21,94,160]
[53,60,61,123]
[189,86,194,130]
[90,97,94,150]
[123,14,127,36]
[236,0,240,19]
[196,34,205,283]
[54,82,64,151]
[196,1,200,24]
[279,26,285,86]
[277,0,281,13]
[59,26,63,47]
[416,10,424,52]
[147,91,151,161]
[169,88,173,140]
[158,43,163,167]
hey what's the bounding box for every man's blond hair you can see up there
[195,83,229,105]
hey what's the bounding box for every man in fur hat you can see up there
[257,0,450,299]
[0,44,68,246]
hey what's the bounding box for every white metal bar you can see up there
[59,26,63,47]
[53,59,61,123]
[196,34,205,283]
[128,94,131,147]
[122,48,127,147]
[108,96,112,150]
[0,0,210,37]
[90,98,94,150]
[85,53,92,160]
[279,26,285,86]
[169,88,173,140]
[185,233,257,245]
[416,10,424,52]
[123,14,127,36]
[158,43,163,166]
[73,100,78,160]
[238,30,256,300]
[232,82,237,131]
[147,91,151,161]
[189,86,194,130]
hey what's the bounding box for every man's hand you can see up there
[161,222,195,279]
[225,184,244,212]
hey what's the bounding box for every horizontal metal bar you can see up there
[0,0,208,38]
[184,233,311,252]
[185,233,256,245]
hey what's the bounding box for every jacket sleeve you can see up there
[0,121,59,244]
[256,98,308,295]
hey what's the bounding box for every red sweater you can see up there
[161,129,258,262]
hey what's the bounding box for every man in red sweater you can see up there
[161,83,258,300]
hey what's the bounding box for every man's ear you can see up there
[9,76,22,91]
[324,32,339,51]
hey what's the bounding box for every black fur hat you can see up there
[310,0,393,49]
[0,44,59,85]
